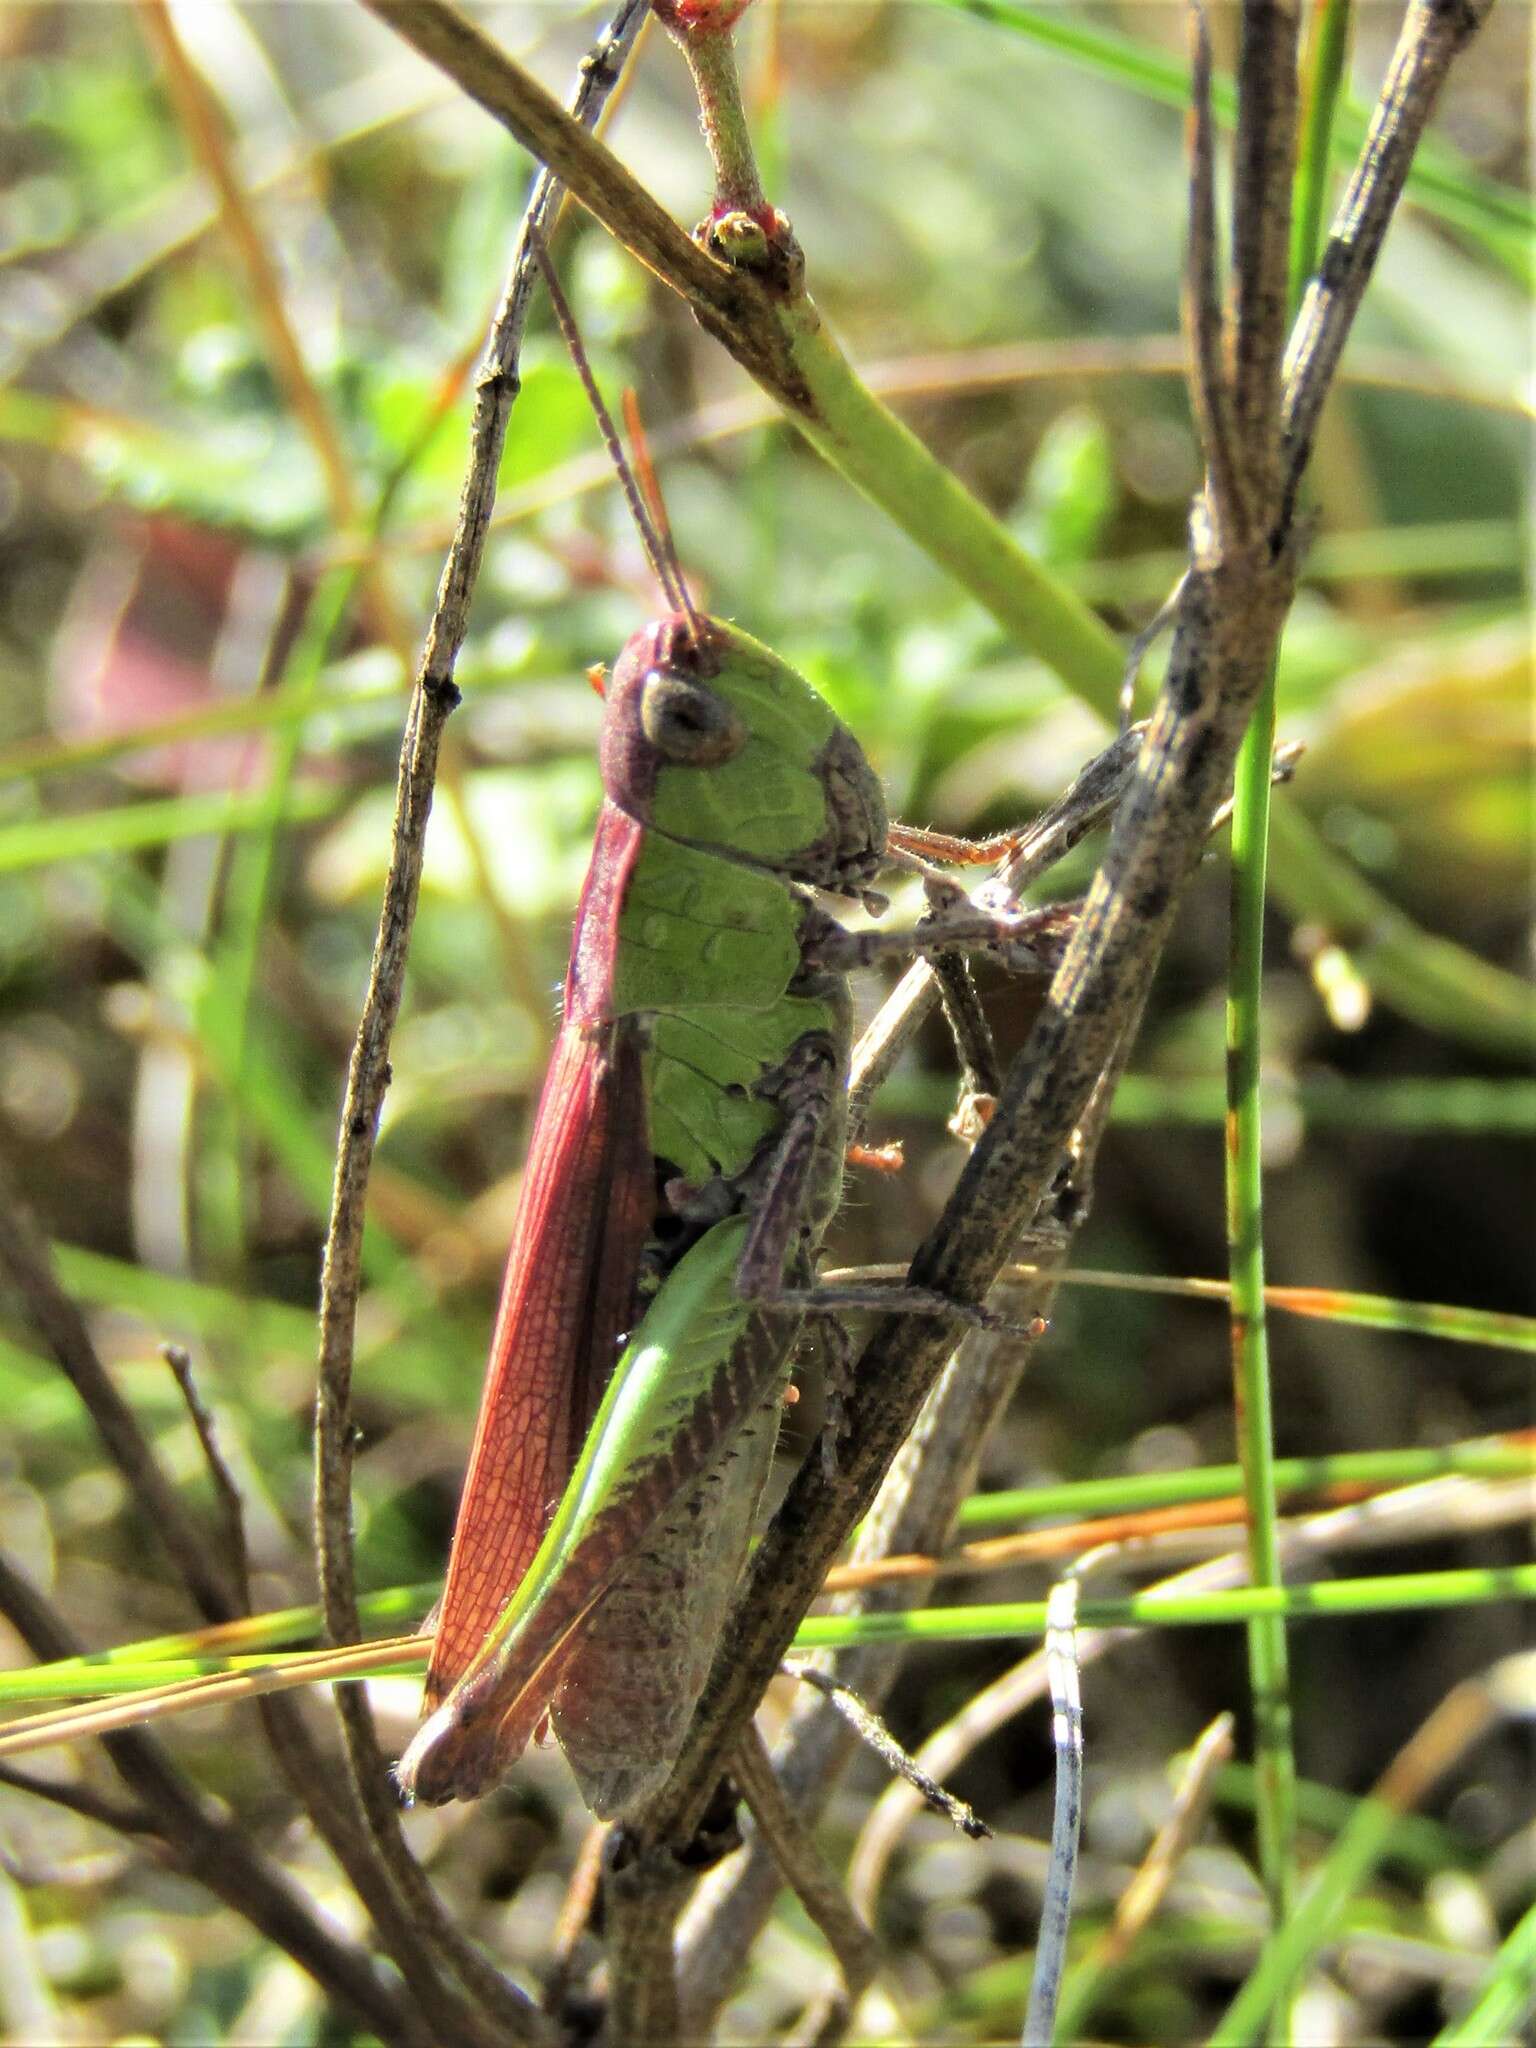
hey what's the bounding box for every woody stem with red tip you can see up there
[660,3,769,222]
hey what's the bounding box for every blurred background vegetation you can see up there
[0,2,1529,2041]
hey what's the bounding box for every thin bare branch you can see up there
[1184,8,1250,539]
[603,1830,693,2047]
[0,1166,236,1623]
[1280,0,1495,521]
[846,727,1143,1132]
[730,1724,880,2048]
[355,0,790,372]
[307,10,646,2041]
[1227,0,1301,497]
[543,1820,610,2018]
[1096,1711,1237,1969]
[161,1343,249,1607]
[0,1173,526,2036]
[0,1761,154,1839]
[787,1666,988,1839]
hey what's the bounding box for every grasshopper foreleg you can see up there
[735,1027,1049,1343]
[800,898,1080,978]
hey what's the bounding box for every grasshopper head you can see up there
[600,613,887,896]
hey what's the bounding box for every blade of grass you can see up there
[0,786,338,873]
[882,1070,1536,1134]
[1223,0,1354,1971]
[1212,1762,1469,1877]
[955,1438,1536,1530]
[793,1567,1536,1645]
[0,1585,438,1698]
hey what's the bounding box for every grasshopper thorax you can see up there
[601,611,888,898]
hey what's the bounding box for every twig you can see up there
[787,1666,988,1839]
[0,1168,237,1623]
[161,1343,249,1606]
[1225,0,1298,512]
[602,1831,693,2048]
[0,1555,424,2048]
[730,1724,880,2048]
[356,0,774,365]
[1280,0,1494,524]
[1184,11,1250,544]
[0,1762,154,1839]
[136,0,364,539]
[929,952,1004,1101]
[1022,1576,1084,2048]
[846,727,1143,1133]
[842,1467,1524,1930]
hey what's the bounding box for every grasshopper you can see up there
[398,264,1072,1820]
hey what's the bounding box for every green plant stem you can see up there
[1223,1,1353,1982]
[671,19,767,217]
[781,295,1124,718]
[1226,667,1296,1953]
[1289,0,1351,305]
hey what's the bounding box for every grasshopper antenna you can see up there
[621,387,701,645]
[527,230,700,644]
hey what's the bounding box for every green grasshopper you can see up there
[398,263,1076,1819]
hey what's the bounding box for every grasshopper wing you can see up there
[402,1217,773,1803]
[422,1015,653,1714]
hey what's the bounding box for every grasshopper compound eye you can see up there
[639,670,746,765]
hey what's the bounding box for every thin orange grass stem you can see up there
[824,1262,1536,1350]
[0,1636,428,1761]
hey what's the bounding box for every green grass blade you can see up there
[1433,1896,1536,2046]
[955,1438,1536,1530]
[0,1582,438,1696]
[790,1567,1536,1648]
[0,785,338,873]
